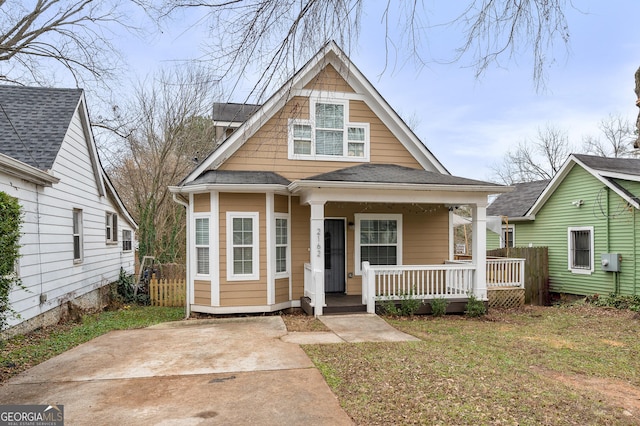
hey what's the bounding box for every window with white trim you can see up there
[501,225,514,248]
[227,212,259,281]
[195,217,210,275]
[568,226,594,274]
[275,215,288,276]
[355,214,402,274]
[122,230,132,252]
[73,209,83,263]
[106,212,118,243]
[288,98,369,161]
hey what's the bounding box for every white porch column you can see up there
[471,204,487,300]
[309,201,326,316]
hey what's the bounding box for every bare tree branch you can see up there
[583,114,636,158]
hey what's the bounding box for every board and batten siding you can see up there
[218,193,268,306]
[2,107,135,328]
[514,166,638,296]
[216,66,422,180]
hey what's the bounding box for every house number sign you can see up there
[316,228,322,258]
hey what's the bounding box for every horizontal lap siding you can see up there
[4,108,135,327]
[303,64,355,93]
[194,280,211,305]
[290,199,310,300]
[219,193,267,306]
[193,193,210,212]
[274,194,288,213]
[275,278,289,303]
[514,166,635,296]
[217,70,421,181]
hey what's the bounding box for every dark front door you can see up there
[324,219,346,293]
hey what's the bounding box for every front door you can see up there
[324,219,346,293]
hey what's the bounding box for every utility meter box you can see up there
[600,253,621,272]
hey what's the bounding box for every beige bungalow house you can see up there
[170,42,511,316]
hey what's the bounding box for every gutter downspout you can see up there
[172,192,190,319]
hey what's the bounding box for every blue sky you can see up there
[110,1,639,181]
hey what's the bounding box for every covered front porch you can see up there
[302,257,525,315]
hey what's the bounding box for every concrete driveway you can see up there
[0,317,354,425]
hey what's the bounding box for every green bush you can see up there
[380,291,423,316]
[590,293,640,312]
[430,297,448,317]
[465,294,486,317]
[0,192,23,330]
[111,268,150,305]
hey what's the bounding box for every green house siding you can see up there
[486,229,500,250]
[513,166,639,297]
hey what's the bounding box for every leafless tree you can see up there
[0,0,142,87]
[146,0,571,101]
[104,67,218,262]
[583,114,636,158]
[490,124,573,184]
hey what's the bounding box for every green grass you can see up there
[1,306,184,382]
[303,305,640,425]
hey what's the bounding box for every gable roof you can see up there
[212,103,261,124]
[487,179,549,219]
[0,85,83,171]
[304,164,500,187]
[527,154,640,216]
[182,41,449,184]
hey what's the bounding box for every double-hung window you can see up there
[568,226,594,274]
[106,212,118,243]
[289,99,369,161]
[122,230,133,252]
[227,212,259,281]
[73,209,83,263]
[355,214,402,274]
[195,217,210,275]
[501,225,514,248]
[275,215,288,276]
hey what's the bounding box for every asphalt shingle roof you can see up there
[187,170,290,186]
[573,154,640,176]
[487,179,549,217]
[304,163,501,186]
[212,103,261,123]
[0,85,82,170]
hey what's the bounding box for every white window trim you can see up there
[122,229,133,252]
[73,209,83,264]
[226,212,260,281]
[274,213,290,279]
[354,213,403,275]
[567,226,594,274]
[501,225,515,249]
[287,97,370,162]
[194,215,211,277]
[106,212,118,244]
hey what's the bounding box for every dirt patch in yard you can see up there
[533,366,640,420]
[280,313,329,332]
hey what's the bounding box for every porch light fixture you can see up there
[571,199,584,208]
[348,222,355,230]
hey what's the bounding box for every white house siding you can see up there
[2,108,135,328]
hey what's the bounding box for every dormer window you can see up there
[289,98,369,161]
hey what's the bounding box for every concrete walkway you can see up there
[0,314,416,425]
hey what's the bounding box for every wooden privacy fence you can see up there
[487,247,549,305]
[149,277,186,307]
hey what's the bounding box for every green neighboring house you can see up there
[487,154,640,297]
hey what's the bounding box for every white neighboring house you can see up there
[0,85,137,335]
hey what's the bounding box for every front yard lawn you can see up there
[304,305,640,425]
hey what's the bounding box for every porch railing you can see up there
[486,258,525,288]
[361,262,476,314]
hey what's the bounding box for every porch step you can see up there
[323,304,367,315]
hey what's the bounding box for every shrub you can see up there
[590,293,640,312]
[380,291,423,317]
[111,268,150,306]
[430,297,448,317]
[0,192,23,330]
[465,294,486,317]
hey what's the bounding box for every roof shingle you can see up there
[487,179,549,217]
[0,85,82,170]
